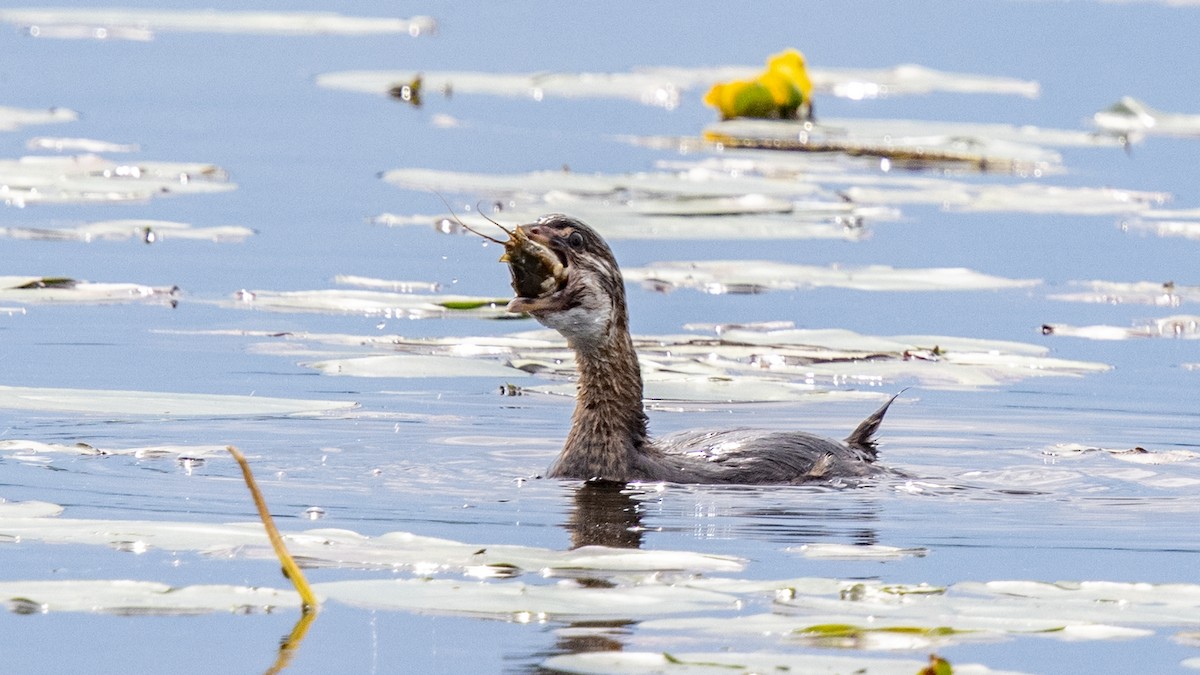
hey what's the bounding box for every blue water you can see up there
[2,1,1199,673]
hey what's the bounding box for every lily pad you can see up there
[0,384,357,417]
[0,105,77,132]
[0,578,300,614]
[1042,315,1200,340]
[0,8,436,39]
[0,276,178,306]
[301,354,532,379]
[1047,279,1192,306]
[1094,96,1200,138]
[0,509,744,576]
[26,137,138,153]
[226,288,513,319]
[0,580,299,615]
[1122,209,1200,241]
[703,118,1064,173]
[0,219,254,243]
[0,154,235,206]
[541,651,1029,675]
[317,63,1038,110]
[313,578,737,620]
[844,180,1169,215]
[789,543,929,560]
[626,260,1039,294]
[0,440,231,461]
[1043,443,1200,465]
[218,323,1110,394]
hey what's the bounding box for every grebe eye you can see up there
[566,231,585,249]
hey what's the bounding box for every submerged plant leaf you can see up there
[0,384,357,417]
[0,154,235,206]
[626,260,1039,294]
[0,219,254,243]
[0,8,436,40]
[0,105,77,132]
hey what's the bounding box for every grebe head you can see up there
[506,214,627,351]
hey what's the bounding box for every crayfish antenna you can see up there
[435,193,506,244]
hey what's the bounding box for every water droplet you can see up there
[304,506,326,520]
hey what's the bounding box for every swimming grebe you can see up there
[503,213,896,484]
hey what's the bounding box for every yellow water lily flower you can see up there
[766,49,813,103]
[704,79,779,121]
[704,48,814,121]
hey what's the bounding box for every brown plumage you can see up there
[505,213,897,484]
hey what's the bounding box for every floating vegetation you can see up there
[843,181,1169,215]
[0,276,178,306]
[1047,280,1193,306]
[542,651,1025,674]
[0,384,357,417]
[207,322,1109,395]
[317,578,737,620]
[0,8,436,40]
[302,354,533,379]
[332,275,440,293]
[1122,208,1200,241]
[0,504,744,576]
[317,63,1038,110]
[1044,443,1200,465]
[1042,315,1200,340]
[227,288,513,319]
[0,219,254,243]
[1094,97,1200,139]
[0,580,300,616]
[378,208,869,242]
[25,137,138,153]
[701,115,1129,172]
[0,105,77,132]
[625,260,1039,294]
[0,440,231,462]
[0,154,235,206]
[381,167,893,240]
[789,543,929,560]
[704,119,1062,173]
